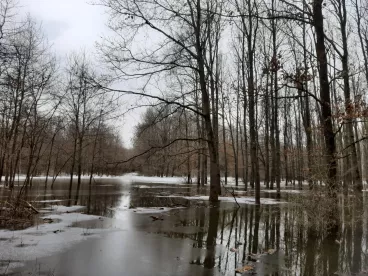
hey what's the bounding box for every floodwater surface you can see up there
[1,177,368,276]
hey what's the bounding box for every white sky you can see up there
[18,0,140,148]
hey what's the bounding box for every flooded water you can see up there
[1,178,368,276]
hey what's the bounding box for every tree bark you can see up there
[313,0,338,194]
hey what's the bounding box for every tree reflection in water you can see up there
[5,179,368,276]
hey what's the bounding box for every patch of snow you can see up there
[135,185,152,189]
[31,200,67,203]
[221,177,245,186]
[157,195,285,205]
[120,173,186,185]
[192,196,285,205]
[261,190,303,194]
[233,190,248,194]
[218,178,312,188]
[0,206,117,274]
[42,205,86,213]
[98,184,115,187]
[107,205,184,214]
[136,185,192,189]
[131,207,185,214]
[7,174,121,181]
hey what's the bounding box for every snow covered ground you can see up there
[1,173,187,185]
[261,189,303,194]
[42,205,87,213]
[31,199,68,203]
[1,173,338,190]
[131,207,186,214]
[119,173,186,184]
[2,174,116,181]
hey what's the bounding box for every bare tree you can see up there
[97,0,225,201]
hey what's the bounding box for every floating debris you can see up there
[150,216,164,221]
[235,265,254,274]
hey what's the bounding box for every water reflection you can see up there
[203,206,220,269]
[2,179,368,276]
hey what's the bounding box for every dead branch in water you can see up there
[19,199,39,214]
[221,181,240,209]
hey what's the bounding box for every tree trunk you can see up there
[339,0,362,191]
[195,0,221,201]
[313,0,338,194]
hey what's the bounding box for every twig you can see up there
[221,181,240,208]
[2,260,10,276]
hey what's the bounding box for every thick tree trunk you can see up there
[222,93,228,186]
[248,51,260,204]
[283,97,289,186]
[301,12,314,189]
[241,34,249,191]
[45,131,57,187]
[195,0,221,201]
[313,0,338,194]
[264,72,270,189]
[68,137,78,200]
[271,0,281,197]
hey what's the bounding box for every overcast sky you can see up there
[18,0,140,148]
